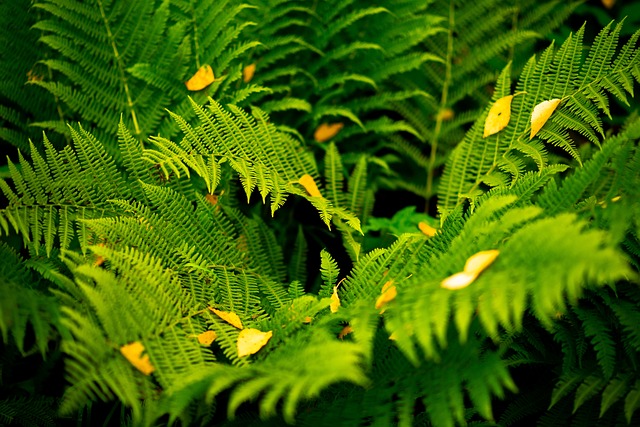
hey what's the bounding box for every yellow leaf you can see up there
[530,98,561,139]
[601,0,615,9]
[303,316,312,323]
[243,63,256,83]
[120,341,155,375]
[418,221,437,237]
[185,65,214,91]
[338,325,353,339]
[209,307,244,329]
[197,330,217,346]
[436,108,455,121]
[375,280,397,309]
[463,249,500,276]
[483,95,514,138]
[440,271,477,290]
[314,123,344,142]
[299,174,322,198]
[330,286,340,313]
[237,328,272,357]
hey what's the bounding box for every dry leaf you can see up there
[314,123,344,142]
[237,328,272,357]
[299,174,322,198]
[375,285,397,309]
[185,65,215,91]
[601,0,615,9]
[338,325,353,339]
[440,271,477,290]
[530,98,561,139]
[483,95,514,138]
[330,286,340,313]
[120,341,155,375]
[463,249,499,275]
[418,221,437,237]
[243,63,256,83]
[209,307,244,329]
[197,330,218,346]
[205,193,218,206]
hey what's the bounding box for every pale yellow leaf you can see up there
[243,63,256,83]
[441,271,477,290]
[209,307,244,329]
[418,221,437,237]
[185,65,214,91]
[120,341,155,375]
[237,328,272,357]
[299,174,322,198]
[483,95,514,138]
[530,98,561,139]
[375,281,397,309]
[330,286,340,313]
[463,249,500,276]
[197,330,218,346]
[314,123,344,142]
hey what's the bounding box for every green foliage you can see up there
[1,1,640,426]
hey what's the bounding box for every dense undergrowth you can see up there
[1,0,640,426]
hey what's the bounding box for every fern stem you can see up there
[426,0,455,208]
[97,0,142,138]
[190,4,201,68]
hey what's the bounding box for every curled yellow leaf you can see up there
[440,271,477,290]
[209,307,244,329]
[463,249,500,276]
[375,280,397,309]
[483,95,514,138]
[418,221,437,237]
[330,286,340,313]
[530,98,561,139]
[299,174,322,198]
[185,65,214,91]
[237,328,272,357]
[243,63,256,83]
[120,341,155,375]
[197,330,218,346]
[314,122,344,142]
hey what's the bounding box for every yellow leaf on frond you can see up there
[375,280,397,310]
[463,249,499,275]
[237,328,272,357]
[330,286,340,313]
[209,307,244,329]
[530,98,561,139]
[243,63,256,83]
[418,221,437,237]
[197,330,218,346]
[483,95,514,138]
[185,65,214,91]
[120,341,155,375]
[314,123,344,142]
[299,174,322,198]
[441,271,477,290]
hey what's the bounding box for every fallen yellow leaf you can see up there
[463,249,500,276]
[483,95,513,138]
[120,341,155,375]
[530,98,561,139]
[299,174,322,198]
[197,330,218,346]
[440,271,477,290]
[209,307,244,329]
[338,325,353,339]
[243,63,256,83]
[185,65,214,91]
[314,123,344,142]
[205,193,219,206]
[237,328,272,357]
[418,221,437,237]
[330,286,340,313]
[375,280,397,309]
